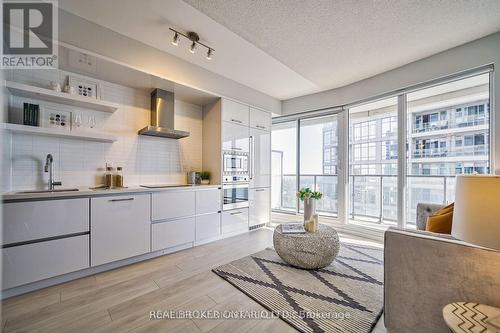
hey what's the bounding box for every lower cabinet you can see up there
[2,235,89,289]
[152,217,195,251]
[222,208,249,234]
[196,213,221,241]
[91,194,150,266]
[249,187,270,227]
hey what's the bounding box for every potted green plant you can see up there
[296,187,322,221]
[200,171,210,185]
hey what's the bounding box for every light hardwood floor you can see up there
[1,214,386,333]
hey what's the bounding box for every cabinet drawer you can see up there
[222,99,249,126]
[196,213,221,241]
[196,189,221,215]
[91,194,150,266]
[152,217,195,251]
[222,208,249,234]
[3,198,89,245]
[250,108,271,131]
[2,235,89,289]
[152,191,195,221]
[249,188,270,227]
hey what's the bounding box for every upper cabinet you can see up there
[222,99,250,126]
[250,108,271,131]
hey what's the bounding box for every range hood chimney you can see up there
[138,89,190,139]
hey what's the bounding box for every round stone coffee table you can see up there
[273,224,340,269]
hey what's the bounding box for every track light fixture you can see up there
[169,28,215,60]
[171,32,180,46]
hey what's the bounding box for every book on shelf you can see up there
[23,103,39,126]
[281,223,306,234]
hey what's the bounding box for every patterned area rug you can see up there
[212,243,384,333]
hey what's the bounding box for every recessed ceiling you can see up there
[60,0,500,101]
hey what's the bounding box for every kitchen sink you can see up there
[15,188,80,194]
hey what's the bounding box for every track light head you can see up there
[206,49,213,60]
[171,32,180,46]
[189,41,197,54]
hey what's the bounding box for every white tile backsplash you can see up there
[3,69,204,191]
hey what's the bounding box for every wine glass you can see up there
[74,113,82,129]
[88,115,96,129]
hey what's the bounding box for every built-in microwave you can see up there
[223,151,249,174]
[222,183,249,210]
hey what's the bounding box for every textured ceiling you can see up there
[60,0,500,100]
[184,0,500,95]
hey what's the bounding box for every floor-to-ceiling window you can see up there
[348,97,398,226]
[271,121,297,212]
[271,67,492,230]
[405,72,490,226]
[299,115,339,216]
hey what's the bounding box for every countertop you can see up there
[2,184,221,202]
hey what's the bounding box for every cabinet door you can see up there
[3,198,89,245]
[152,217,195,251]
[195,213,221,241]
[222,122,249,153]
[152,191,195,221]
[2,235,89,289]
[196,188,221,215]
[249,188,270,227]
[221,208,249,234]
[91,194,150,266]
[250,127,271,188]
[222,99,249,126]
[250,108,271,131]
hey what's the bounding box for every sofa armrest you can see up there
[384,228,500,333]
[416,203,445,230]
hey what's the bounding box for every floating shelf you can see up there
[2,123,117,143]
[5,81,119,113]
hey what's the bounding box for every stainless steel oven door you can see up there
[223,153,248,173]
[223,184,249,210]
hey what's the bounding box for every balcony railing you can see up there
[272,174,456,225]
[412,115,489,134]
[412,145,488,158]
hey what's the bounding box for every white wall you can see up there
[2,69,203,192]
[282,31,500,172]
[57,9,281,115]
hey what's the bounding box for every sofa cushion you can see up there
[426,203,454,234]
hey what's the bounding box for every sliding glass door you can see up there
[299,115,339,217]
[348,97,398,226]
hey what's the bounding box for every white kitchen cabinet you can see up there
[195,188,221,215]
[152,217,195,251]
[195,212,221,241]
[222,99,249,126]
[152,190,196,221]
[91,194,150,266]
[3,198,89,245]
[250,108,271,131]
[249,188,270,227]
[2,235,89,289]
[222,208,249,234]
[250,127,271,188]
[222,121,250,153]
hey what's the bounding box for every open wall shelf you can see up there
[2,123,117,143]
[5,81,119,113]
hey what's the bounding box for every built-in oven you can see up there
[223,151,249,174]
[222,183,249,210]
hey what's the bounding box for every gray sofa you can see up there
[384,228,500,332]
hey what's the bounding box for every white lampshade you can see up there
[452,175,500,250]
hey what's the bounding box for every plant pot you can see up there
[303,198,316,222]
[200,179,210,185]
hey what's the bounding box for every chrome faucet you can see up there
[44,154,62,191]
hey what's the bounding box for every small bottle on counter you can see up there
[115,167,124,188]
[105,166,114,188]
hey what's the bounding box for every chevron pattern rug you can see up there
[213,243,384,333]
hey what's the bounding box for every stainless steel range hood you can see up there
[138,89,190,139]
